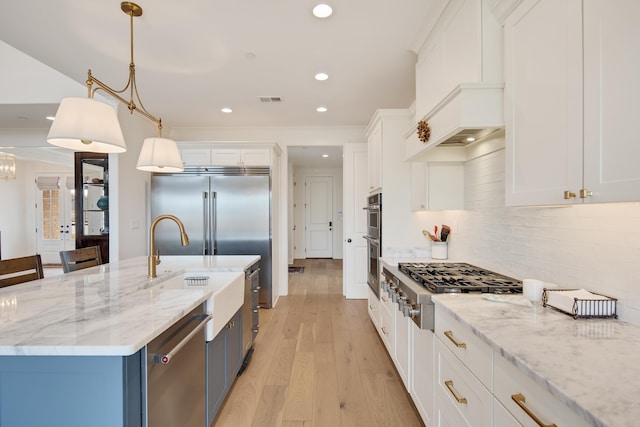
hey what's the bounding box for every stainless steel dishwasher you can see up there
[240,263,260,374]
[146,304,211,427]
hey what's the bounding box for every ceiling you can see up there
[0,0,434,166]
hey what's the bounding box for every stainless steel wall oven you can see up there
[364,193,381,298]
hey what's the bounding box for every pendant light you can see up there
[47,2,183,172]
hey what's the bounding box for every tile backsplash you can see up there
[425,147,640,325]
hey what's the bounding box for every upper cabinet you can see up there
[365,110,411,195]
[179,145,273,167]
[502,0,640,205]
[367,119,382,193]
[408,0,504,160]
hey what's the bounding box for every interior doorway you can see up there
[35,175,75,265]
[305,175,333,258]
[287,146,343,263]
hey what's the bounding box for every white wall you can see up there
[410,136,640,325]
[0,158,72,259]
[291,167,344,261]
[110,109,156,261]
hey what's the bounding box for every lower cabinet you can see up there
[367,286,380,328]
[207,308,243,426]
[410,321,434,426]
[435,338,493,426]
[0,351,143,427]
[493,352,590,427]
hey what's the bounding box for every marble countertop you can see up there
[432,293,640,427]
[0,255,259,357]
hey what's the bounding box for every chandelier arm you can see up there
[89,74,161,126]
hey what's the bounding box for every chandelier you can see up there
[0,152,16,180]
[46,2,183,172]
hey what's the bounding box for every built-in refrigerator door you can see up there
[151,175,211,255]
[211,175,272,307]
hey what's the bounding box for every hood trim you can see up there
[405,83,504,161]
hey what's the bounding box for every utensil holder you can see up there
[431,242,448,260]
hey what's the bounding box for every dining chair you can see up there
[0,254,45,288]
[59,246,103,273]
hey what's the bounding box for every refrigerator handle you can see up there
[202,192,208,255]
[211,192,217,255]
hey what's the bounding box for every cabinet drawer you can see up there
[494,353,591,427]
[436,338,493,427]
[435,305,492,389]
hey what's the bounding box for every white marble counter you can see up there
[0,255,259,357]
[432,294,640,427]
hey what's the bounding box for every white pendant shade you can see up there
[47,97,127,153]
[136,137,184,172]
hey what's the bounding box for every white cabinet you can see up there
[180,147,212,166]
[494,353,590,427]
[211,148,271,166]
[435,305,492,389]
[504,0,640,206]
[365,109,411,195]
[582,0,640,203]
[366,120,382,193]
[180,147,271,167]
[410,322,434,426]
[378,292,394,353]
[411,162,464,211]
[367,286,379,329]
[394,310,411,389]
[435,338,493,427]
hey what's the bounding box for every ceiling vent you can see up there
[258,96,283,103]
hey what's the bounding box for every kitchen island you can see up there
[432,293,640,427]
[0,255,258,427]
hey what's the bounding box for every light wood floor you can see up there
[214,259,424,427]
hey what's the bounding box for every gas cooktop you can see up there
[398,262,522,294]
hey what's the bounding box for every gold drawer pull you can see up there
[444,330,467,348]
[444,380,467,404]
[511,393,558,427]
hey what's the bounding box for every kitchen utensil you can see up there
[422,230,432,241]
[440,224,451,242]
[434,226,438,240]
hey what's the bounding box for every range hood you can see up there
[405,83,504,161]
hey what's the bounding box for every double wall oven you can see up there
[364,193,381,298]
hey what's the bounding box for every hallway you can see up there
[214,259,424,426]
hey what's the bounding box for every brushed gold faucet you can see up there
[148,214,190,278]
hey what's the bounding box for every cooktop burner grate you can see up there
[398,262,522,294]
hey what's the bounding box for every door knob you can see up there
[347,238,352,243]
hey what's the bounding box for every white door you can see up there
[36,176,75,264]
[343,143,368,298]
[305,176,333,258]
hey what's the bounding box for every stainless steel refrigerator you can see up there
[151,168,272,308]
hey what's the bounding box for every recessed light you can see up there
[46,116,55,121]
[221,108,232,113]
[313,3,333,18]
[315,72,329,81]
[316,107,327,112]
[322,154,329,158]
[466,136,476,142]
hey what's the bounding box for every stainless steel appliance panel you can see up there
[150,175,210,255]
[146,304,209,427]
[151,171,273,308]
